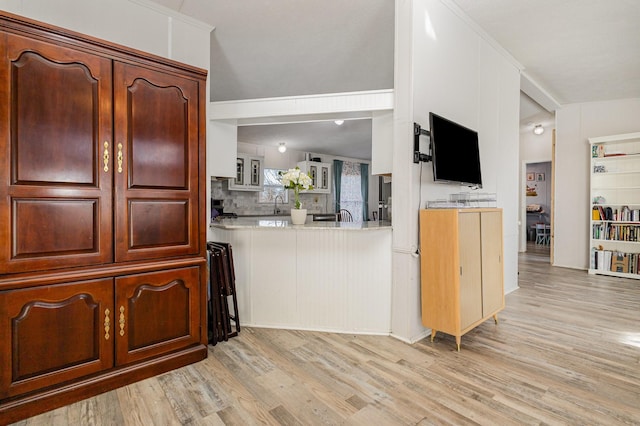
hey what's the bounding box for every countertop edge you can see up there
[209,221,392,231]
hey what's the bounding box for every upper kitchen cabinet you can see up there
[208,120,237,178]
[297,161,332,194]
[228,154,264,191]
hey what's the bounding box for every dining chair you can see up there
[535,223,549,245]
[338,209,353,222]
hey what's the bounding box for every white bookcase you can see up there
[588,132,640,278]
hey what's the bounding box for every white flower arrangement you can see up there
[279,167,314,209]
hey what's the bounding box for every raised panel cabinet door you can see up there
[0,279,114,400]
[113,62,201,263]
[458,212,483,330]
[480,211,504,316]
[0,33,114,274]
[114,266,201,365]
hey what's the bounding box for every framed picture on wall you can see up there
[527,172,535,181]
[537,173,545,181]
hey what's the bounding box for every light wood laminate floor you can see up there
[12,250,640,425]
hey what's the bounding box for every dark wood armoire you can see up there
[0,11,208,423]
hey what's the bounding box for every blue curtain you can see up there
[360,163,369,221]
[333,160,343,213]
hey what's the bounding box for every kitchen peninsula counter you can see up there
[210,217,392,230]
[209,218,392,335]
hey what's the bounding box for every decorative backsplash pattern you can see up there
[212,180,334,216]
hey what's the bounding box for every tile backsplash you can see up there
[212,180,334,216]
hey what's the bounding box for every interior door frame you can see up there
[519,157,554,265]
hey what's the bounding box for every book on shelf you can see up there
[592,223,640,241]
[591,248,640,274]
[611,253,629,273]
[591,205,640,222]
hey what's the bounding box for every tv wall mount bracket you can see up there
[413,122,432,164]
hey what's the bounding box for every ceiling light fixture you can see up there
[533,124,545,135]
[334,119,344,126]
[278,142,287,153]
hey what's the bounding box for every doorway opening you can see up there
[525,161,552,258]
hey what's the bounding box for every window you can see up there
[340,161,363,223]
[258,168,289,204]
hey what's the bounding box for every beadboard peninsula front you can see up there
[210,219,392,334]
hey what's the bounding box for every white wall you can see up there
[390,0,521,343]
[520,128,553,163]
[0,0,211,70]
[555,98,640,269]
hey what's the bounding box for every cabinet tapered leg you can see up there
[493,313,499,324]
[430,329,437,342]
[455,336,461,352]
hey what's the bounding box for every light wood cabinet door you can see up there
[0,33,113,274]
[0,279,114,399]
[458,212,483,330]
[114,267,201,365]
[113,62,201,262]
[480,211,504,316]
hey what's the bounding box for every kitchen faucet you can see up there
[274,194,284,214]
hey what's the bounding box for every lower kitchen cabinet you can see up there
[0,266,202,409]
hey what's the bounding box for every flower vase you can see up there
[290,208,307,225]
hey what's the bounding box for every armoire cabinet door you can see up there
[113,62,200,263]
[0,279,114,400]
[114,266,201,365]
[0,33,114,274]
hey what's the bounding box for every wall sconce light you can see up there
[334,119,344,126]
[278,142,287,153]
[533,124,544,135]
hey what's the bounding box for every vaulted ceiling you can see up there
[150,0,639,157]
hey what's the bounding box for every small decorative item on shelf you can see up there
[279,167,314,225]
[592,144,606,158]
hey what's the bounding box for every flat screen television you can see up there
[429,112,482,187]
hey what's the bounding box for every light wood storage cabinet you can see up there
[0,12,208,424]
[419,208,504,351]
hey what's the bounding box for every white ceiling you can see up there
[151,0,640,158]
[454,0,640,105]
[239,118,373,161]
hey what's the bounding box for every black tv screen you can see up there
[429,112,482,187]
